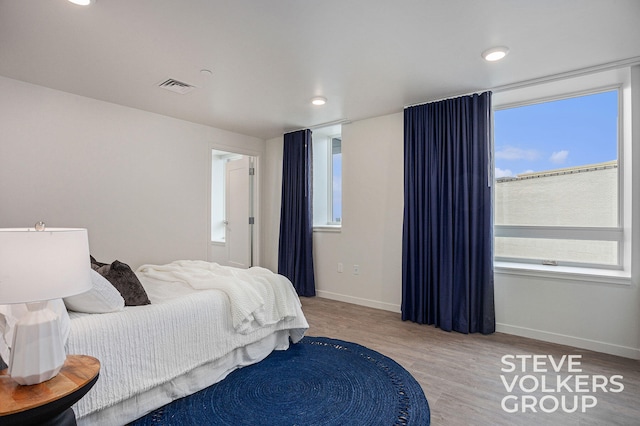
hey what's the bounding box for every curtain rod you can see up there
[404,56,640,109]
[285,118,351,135]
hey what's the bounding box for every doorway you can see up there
[209,149,256,268]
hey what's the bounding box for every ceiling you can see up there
[1,0,639,140]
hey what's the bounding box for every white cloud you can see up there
[495,167,513,178]
[495,146,540,161]
[550,150,569,164]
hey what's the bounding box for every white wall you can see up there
[0,76,264,269]
[263,136,284,271]
[494,273,639,358]
[263,72,640,359]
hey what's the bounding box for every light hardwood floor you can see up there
[300,296,640,426]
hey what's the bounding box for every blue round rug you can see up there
[130,336,430,426]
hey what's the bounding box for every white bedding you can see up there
[67,267,308,425]
[136,261,300,334]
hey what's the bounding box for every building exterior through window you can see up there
[495,161,618,265]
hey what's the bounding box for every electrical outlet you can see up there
[353,264,360,275]
[337,263,343,273]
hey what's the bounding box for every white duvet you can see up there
[136,261,300,334]
[67,265,308,422]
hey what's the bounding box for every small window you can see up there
[211,150,242,243]
[494,90,621,268]
[331,137,342,224]
[313,125,342,228]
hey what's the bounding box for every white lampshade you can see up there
[0,228,92,303]
[0,226,92,384]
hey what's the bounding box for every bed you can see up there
[63,260,309,425]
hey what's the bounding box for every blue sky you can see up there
[494,90,618,178]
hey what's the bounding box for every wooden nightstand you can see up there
[0,354,100,426]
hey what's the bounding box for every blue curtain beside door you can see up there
[402,92,495,334]
[278,129,316,297]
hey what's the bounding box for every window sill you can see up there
[494,261,632,287]
[313,225,341,233]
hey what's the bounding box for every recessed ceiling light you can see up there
[311,97,327,106]
[68,0,93,5]
[482,46,509,62]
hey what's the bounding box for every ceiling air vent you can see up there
[157,78,195,95]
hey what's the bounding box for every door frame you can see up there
[207,142,261,267]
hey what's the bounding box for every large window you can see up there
[313,125,342,228]
[494,90,621,268]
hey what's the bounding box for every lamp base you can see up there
[8,302,66,385]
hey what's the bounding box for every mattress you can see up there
[68,272,308,425]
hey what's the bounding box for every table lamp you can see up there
[0,224,92,385]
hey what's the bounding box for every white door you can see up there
[225,157,252,268]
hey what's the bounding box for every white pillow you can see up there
[0,299,70,364]
[63,269,125,313]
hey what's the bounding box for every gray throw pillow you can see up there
[91,257,151,306]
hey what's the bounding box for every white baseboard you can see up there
[497,323,640,360]
[311,292,640,360]
[315,290,401,314]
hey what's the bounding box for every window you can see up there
[330,136,342,223]
[494,89,622,269]
[313,125,342,228]
[211,150,243,243]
